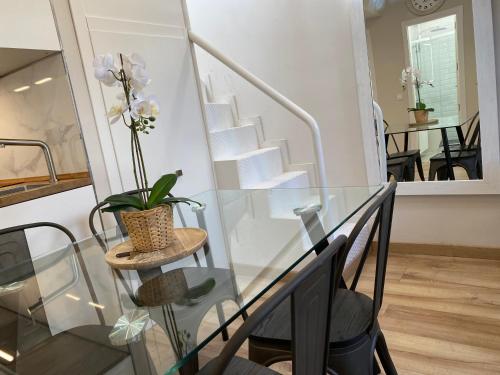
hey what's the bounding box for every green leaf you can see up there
[161,197,201,206]
[147,174,177,209]
[104,194,145,210]
[101,204,134,213]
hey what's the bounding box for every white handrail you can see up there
[187,31,329,188]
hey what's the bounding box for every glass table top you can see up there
[385,116,469,135]
[0,186,383,375]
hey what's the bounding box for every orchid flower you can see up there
[122,53,151,91]
[93,54,119,87]
[130,93,160,121]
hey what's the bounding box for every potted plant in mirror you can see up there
[401,67,435,124]
[94,53,198,252]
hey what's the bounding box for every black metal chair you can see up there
[197,235,348,375]
[387,157,410,182]
[446,111,480,152]
[429,115,482,180]
[0,222,135,374]
[385,120,425,181]
[248,182,398,375]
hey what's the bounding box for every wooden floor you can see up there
[147,250,500,374]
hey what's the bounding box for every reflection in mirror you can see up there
[0,48,89,200]
[364,0,481,182]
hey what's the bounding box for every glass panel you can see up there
[0,186,381,375]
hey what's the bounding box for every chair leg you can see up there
[436,167,448,180]
[416,156,425,181]
[428,162,438,181]
[462,160,479,180]
[376,332,398,375]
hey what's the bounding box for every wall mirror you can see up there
[363,0,499,194]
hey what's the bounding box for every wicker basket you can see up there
[121,205,174,253]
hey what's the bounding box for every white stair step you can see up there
[205,103,235,131]
[209,124,259,160]
[214,147,284,189]
[250,171,309,190]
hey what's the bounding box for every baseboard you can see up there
[387,242,500,260]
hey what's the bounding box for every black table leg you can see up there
[440,128,455,180]
[456,126,465,147]
[384,134,389,152]
[404,132,409,152]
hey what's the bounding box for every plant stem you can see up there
[130,129,144,207]
[134,131,149,197]
[133,130,148,204]
[119,53,149,206]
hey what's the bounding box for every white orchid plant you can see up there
[401,67,434,113]
[94,53,197,212]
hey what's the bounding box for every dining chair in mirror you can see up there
[384,120,425,181]
[248,182,398,375]
[387,157,410,182]
[429,114,482,180]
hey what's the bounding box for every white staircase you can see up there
[203,83,315,190]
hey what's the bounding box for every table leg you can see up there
[404,132,409,152]
[457,126,465,147]
[440,128,455,180]
[384,134,389,152]
[295,207,329,255]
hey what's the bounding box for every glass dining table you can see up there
[385,117,469,180]
[0,186,383,375]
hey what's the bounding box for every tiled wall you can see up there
[0,53,88,180]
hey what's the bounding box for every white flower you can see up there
[122,53,151,91]
[107,102,128,124]
[93,54,119,87]
[130,94,160,120]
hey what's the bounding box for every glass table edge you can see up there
[164,184,385,375]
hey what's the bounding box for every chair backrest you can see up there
[207,235,348,375]
[0,222,77,286]
[463,111,480,149]
[340,182,397,329]
[384,120,400,153]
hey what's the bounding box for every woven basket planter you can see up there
[414,110,429,124]
[121,205,174,252]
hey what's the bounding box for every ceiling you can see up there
[0,48,57,78]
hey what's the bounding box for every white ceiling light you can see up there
[34,77,53,85]
[13,85,30,93]
[0,349,14,363]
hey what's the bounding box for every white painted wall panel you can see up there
[71,0,215,200]
[0,0,60,50]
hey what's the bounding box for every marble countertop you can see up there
[0,177,92,208]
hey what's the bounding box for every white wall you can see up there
[187,0,371,187]
[0,186,96,256]
[69,0,215,201]
[0,54,88,179]
[0,0,60,50]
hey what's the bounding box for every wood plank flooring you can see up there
[146,250,500,374]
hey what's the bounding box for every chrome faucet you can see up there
[0,139,58,183]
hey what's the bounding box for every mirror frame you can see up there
[358,0,500,195]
